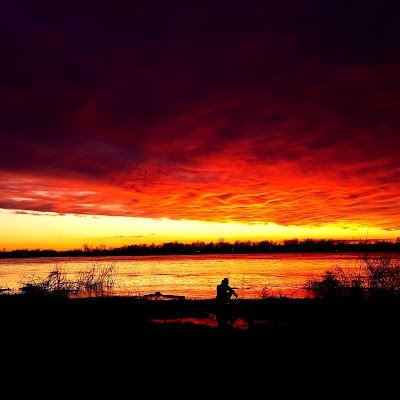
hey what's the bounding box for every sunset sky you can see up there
[1,1,399,251]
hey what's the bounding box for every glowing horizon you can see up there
[1,208,397,252]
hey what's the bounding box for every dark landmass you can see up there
[1,238,399,258]
[3,294,400,351]
[4,294,399,386]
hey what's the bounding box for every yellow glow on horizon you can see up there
[0,208,398,251]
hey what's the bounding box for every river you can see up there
[1,252,398,299]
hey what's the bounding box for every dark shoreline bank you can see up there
[2,242,399,259]
[4,294,400,377]
[3,294,400,341]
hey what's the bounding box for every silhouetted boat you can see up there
[143,291,185,300]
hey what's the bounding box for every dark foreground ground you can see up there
[3,294,400,343]
[2,294,400,394]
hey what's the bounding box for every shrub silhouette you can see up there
[305,253,400,299]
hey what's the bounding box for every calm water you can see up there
[0,252,399,300]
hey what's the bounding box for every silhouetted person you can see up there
[215,278,238,329]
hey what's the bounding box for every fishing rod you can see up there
[229,277,264,298]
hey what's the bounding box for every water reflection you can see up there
[1,253,399,300]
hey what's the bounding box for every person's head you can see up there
[222,278,229,285]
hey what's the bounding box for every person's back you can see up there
[216,277,237,302]
[215,278,237,329]
[216,281,229,302]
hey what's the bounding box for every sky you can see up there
[1,0,400,251]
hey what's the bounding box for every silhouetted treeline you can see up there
[1,238,400,259]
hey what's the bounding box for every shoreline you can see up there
[3,294,400,337]
[3,294,400,369]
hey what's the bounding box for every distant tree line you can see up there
[1,238,400,259]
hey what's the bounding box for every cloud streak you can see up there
[1,1,399,236]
